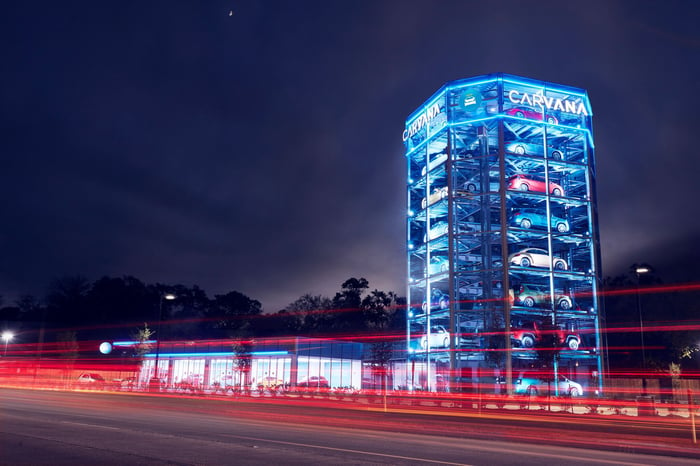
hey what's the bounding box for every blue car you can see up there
[510,209,569,233]
[422,288,449,312]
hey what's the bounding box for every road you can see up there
[1,388,699,465]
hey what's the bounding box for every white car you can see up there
[421,153,448,175]
[514,374,584,397]
[421,186,448,209]
[508,248,567,271]
[77,373,106,389]
[420,325,450,349]
[426,256,449,276]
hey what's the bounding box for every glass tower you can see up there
[404,73,603,395]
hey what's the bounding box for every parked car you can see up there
[508,247,568,270]
[455,138,490,158]
[296,375,329,389]
[422,288,449,312]
[507,174,564,196]
[421,152,448,175]
[514,283,573,310]
[258,376,284,389]
[424,221,449,242]
[514,374,584,397]
[511,321,581,350]
[505,107,558,124]
[119,376,139,391]
[463,175,500,193]
[420,325,450,349]
[510,209,569,233]
[421,186,448,209]
[505,141,565,160]
[76,373,106,389]
[459,327,484,348]
[426,255,449,276]
[424,221,475,242]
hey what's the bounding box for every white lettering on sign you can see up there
[508,90,588,117]
[403,103,442,142]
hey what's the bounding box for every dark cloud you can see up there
[2,1,699,311]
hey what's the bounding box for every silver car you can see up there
[463,176,500,193]
[421,153,448,175]
[424,221,449,242]
[514,374,584,397]
[506,141,565,160]
[426,255,449,276]
[508,248,568,270]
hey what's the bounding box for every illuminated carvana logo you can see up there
[460,90,481,109]
[508,90,588,116]
[403,103,442,142]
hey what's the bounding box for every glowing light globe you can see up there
[99,342,112,355]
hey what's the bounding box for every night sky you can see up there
[2,1,699,312]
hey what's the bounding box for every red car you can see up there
[505,107,558,124]
[511,321,581,350]
[507,174,564,196]
[296,376,329,389]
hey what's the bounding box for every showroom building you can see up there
[132,336,366,391]
[403,73,604,395]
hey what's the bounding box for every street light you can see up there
[634,264,652,393]
[2,331,13,356]
[153,293,176,385]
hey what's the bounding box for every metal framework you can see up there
[405,73,603,396]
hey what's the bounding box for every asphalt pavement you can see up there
[1,388,699,465]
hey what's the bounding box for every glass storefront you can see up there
[139,337,364,391]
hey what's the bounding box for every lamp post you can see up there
[634,264,651,394]
[153,293,176,385]
[2,331,13,357]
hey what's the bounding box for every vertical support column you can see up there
[447,126,456,394]
[497,112,513,394]
[203,359,210,390]
[165,359,173,388]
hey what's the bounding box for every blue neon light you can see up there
[447,78,498,92]
[405,115,594,157]
[144,350,288,358]
[113,340,156,346]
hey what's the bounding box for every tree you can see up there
[231,338,253,390]
[361,290,399,330]
[87,276,152,329]
[281,293,333,334]
[16,294,43,322]
[331,277,369,332]
[205,291,262,337]
[56,331,79,386]
[164,284,210,339]
[604,270,700,373]
[130,323,154,359]
[46,275,90,327]
[361,289,403,392]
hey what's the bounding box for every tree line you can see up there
[2,267,699,374]
[0,275,405,345]
[603,266,700,373]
